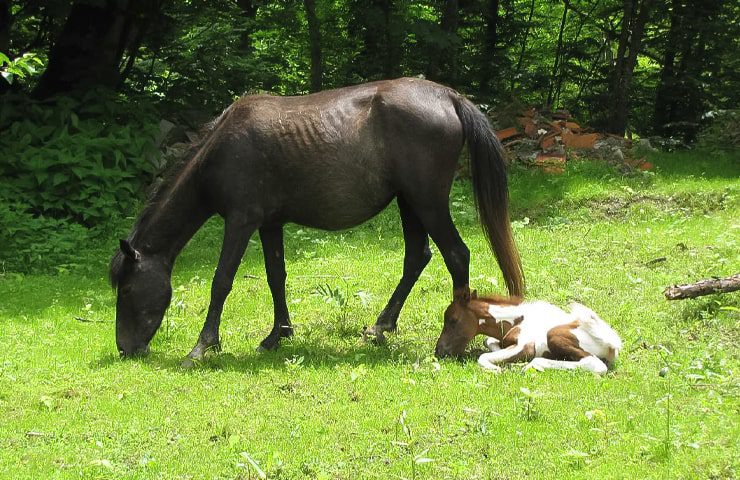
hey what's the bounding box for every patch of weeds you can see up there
[391,410,435,480]
[516,387,542,421]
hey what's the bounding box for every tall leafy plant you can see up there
[0,90,160,225]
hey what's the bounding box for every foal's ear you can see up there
[119,239,141,262]
[471,289,478,299]
[453,286,471,303]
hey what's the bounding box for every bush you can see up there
[696,109,740,152]
[0,90,161,225]
[0,199,92,273]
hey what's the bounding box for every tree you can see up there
[425,0,460,84]
[304,0,323,92]
[654,0,725,139]
[33,0,159,99]
[605,0,654,136]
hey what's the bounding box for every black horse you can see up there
[110,78,524,362]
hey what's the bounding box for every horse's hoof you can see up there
[181,357,198,369]
[258,336,281,352]
[362,325,387,344]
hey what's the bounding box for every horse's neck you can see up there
[478,301,523,340]
[133,175,212,266]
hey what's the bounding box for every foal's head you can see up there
[435,287,521,358]
[110,240,172,357]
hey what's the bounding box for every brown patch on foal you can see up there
[545,322,591,361]
[500,325,522,348]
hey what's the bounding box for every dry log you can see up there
[664,274,740,300]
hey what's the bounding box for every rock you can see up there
[632,138,658,155]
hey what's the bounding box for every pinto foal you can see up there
[434,289,622,374]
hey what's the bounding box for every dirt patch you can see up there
[586,192,735,218]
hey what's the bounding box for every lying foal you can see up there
[434,288,622,374]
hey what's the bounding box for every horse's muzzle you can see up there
[118,344,150,358]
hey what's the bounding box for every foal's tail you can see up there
[452,95,525,297]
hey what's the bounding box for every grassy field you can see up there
[1,151,738,479]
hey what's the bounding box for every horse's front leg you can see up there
[365,197,431,342]
[257,225,293,351]
[183,215,257,366]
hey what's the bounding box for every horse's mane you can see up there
[109,109,230,288]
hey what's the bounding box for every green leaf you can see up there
[52,173,68,186]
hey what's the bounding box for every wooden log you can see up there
[664,274,740,300]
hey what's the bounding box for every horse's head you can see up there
[435,287,482,358]
[111,240,172,357]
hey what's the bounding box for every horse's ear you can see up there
[119,239,141,262]
[471,289,478,299]
[453,286,471,303]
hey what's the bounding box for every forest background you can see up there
[0,0,738,269]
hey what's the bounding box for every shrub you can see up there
[0,90,161,225]
[0,199,92,273]
[696,109,740,152]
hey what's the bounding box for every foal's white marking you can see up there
[524,356,608,375]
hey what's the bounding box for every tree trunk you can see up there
[479,0,499,96]
[304,0,323,92]
[426,0,459,83]
[0,0,10,55]
[350,0,401,80]
[510,0,536,92]
[0,0,10,95]
[606,0,654,136]
[236,0,258,52]
[32,0,145,99]
[546,0,570,107]
[653,0,683,134]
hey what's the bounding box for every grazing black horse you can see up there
[110,78,524,362]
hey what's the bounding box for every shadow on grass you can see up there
[90,333,463,374]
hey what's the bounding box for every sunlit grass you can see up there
[1,152,738,479]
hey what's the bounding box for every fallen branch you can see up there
[664,274,740,300]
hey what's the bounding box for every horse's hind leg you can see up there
[414,204,470,291]
[258,225,293,351]
[365,196,432,341]
[184,215,257,367]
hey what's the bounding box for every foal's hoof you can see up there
[362,325,387,344]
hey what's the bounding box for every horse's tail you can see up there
[452,94,524,297]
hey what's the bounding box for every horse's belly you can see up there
[284,186,395,231]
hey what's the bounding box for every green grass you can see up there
[1,151,738,479]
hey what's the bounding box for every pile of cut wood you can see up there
[493,108,655,173]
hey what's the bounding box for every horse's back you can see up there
[204,78,465,229]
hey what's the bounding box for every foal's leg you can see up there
[524,357,608,374]
[184,215,257,366]
[478,342,535,372]
[484,337,502,352]
[365,196,432,341]
[258,225,293,351]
